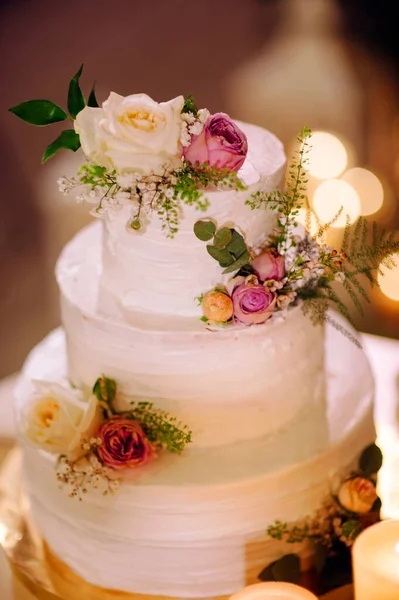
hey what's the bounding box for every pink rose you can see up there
[232,280,276,325]
[184,113,248,173]
[97,416,153,470]
[252,249,285,282]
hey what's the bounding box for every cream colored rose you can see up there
[20,381,102,457]
[74,92,185,175]
[338,477,378,514]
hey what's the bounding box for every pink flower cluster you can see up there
[202,249,291,326]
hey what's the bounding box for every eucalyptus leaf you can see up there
[88,83,99,108]
[271,554,301,584]
[222,250,251,274]
[194,220,216,241]
[213,227,232,249]
[226,229,248,258]
[359,444,383,476]
[9,100,67,126]
[93,376,117,403]
[206,245,234,266]
[68,63,86,119]
[42,129,81,163]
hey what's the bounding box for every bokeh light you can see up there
[307,132,348,179]
[313,179,360,228]
[378,253,399,301]
[341,168,384,216]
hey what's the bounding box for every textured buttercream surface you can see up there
[58,223,327,458]
[100,122,286,318]
[15,322,374,597]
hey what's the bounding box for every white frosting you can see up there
[14,119,376,598]
[57,223,327,458]
[100,122,286,318]
[15,321,375,597]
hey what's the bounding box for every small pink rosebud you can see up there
[252,249,285,282]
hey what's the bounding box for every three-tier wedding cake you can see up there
[11,76,379,599]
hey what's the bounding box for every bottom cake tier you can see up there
[14,321,374,599]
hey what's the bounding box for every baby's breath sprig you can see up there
[129,401,192,454]
[56,440,121,501]
[58,160,245,238]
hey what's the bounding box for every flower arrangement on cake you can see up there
[9,65,399,337]
[19,375,192,499]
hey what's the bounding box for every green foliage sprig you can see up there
[9,64,98,163]
[61,162,244,238]
[245,126,312,253]
[182,93,198,117]
[193,220,251,274]
[129,401,192,454]
[93,375,192,454]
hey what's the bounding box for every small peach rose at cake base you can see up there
[184,112,248,173]
[96,416,154,470]
[338,476,378,514]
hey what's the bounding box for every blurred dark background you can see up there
[1,0,399,379]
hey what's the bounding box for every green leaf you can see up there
[42,129,81,163]
[9,100,67,126]
[194,220,216,241]
[206,245,234,267]
[226,229,248,259]
[88,83,99,108]
[213,227,232,249]
[222,250,251,274]
[92,376,117,404]
[68,63,85,119]
[182,93,198,116]
[271,554,301,584]
[359,444,383,476]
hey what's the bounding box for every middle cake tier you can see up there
[58,222,327,464]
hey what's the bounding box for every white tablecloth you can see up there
[0,333,398,599]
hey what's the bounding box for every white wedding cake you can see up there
[10,80,379,599]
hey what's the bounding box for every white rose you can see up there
[20,381,102,457]
[74,92,185,175]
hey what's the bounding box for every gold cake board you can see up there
[0,449,353,600]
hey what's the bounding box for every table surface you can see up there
[1,332,398,600]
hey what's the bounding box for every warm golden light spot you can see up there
[313,179,360,228]
[307,131,348,180]
[33,400,60,429]
[378,252,399,301]
[342,168,384,216]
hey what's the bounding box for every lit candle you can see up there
[229,582,318,599]
[353,520,399,599]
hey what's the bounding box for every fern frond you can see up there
[342,278,364,316]
[341,215,351,254]
[313,207,343,240]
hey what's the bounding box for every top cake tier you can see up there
[100,122,286,319]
